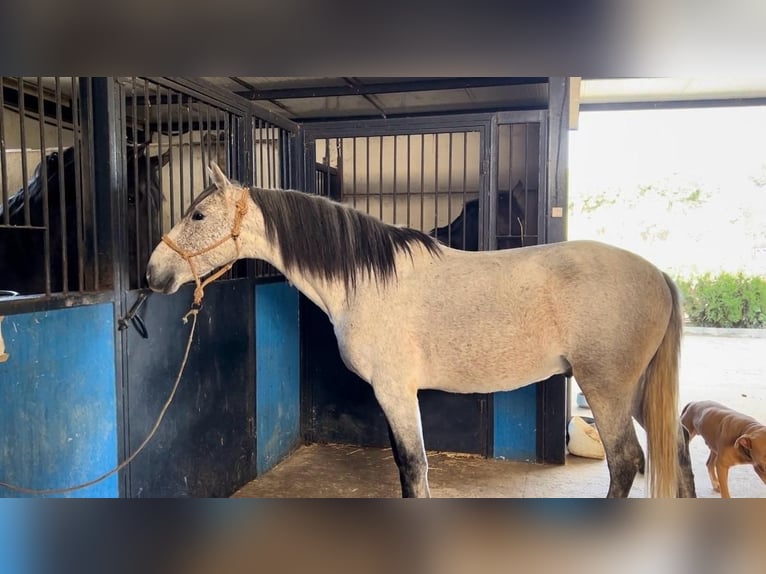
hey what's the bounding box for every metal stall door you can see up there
[117,79,256,497]
[304,121,493,455]
[490,111,566,464]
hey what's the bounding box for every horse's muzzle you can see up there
[146,263,177,294]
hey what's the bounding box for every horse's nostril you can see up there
[145,264,156,286]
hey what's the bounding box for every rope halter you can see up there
[161,186,250,314]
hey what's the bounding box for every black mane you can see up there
[250,188,441,291]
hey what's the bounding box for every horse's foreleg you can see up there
[375,387,430,498]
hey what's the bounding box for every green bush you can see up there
[676,273,766,328]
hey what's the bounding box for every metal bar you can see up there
[167,86,175,227]
[155,81,165,234]
[204,102,212,185]
[18,78,30,225]
[131,78,141,288]
[462,132,467,248]
[187,96,194,201]
[213,106,220,180]
[324,138,330,197]
[523,124,529,245]
[488,116,499,251]
[55,77,68,293]
[378,136,383,220]
[406,134,411,226]
[286,128,293,188]
[85,79,99,289]
[271,122,279,189]
[199,100,207,189]
[392,135,397,224]
[267,124,274,189]
[331,139,336,197]
[447,132,453,245]
[143,79,153,280]
[258,119,265,187]
[365,137,370,214]
[234,77,547,100]
[274,126,281,189]
[177,94,185,212]
[274,127,285,189]
[434,133,439,235]
[324,139,338,197]
[508,125,513,242]
[256,118,262,187]
[420,134,424,232]
[37,78,51,294]
[351,137,357,208]
[71,77,84,289]
[223,110,231,175]
[0,77,8,225]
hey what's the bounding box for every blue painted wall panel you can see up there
[0,304,118,497]
[493,384,537,461]
[255,283,300,475]
[0,500,29,573]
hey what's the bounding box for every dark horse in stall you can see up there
[0,144,169,294]
[429,181,535,251]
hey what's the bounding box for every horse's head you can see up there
[146,162,255,294]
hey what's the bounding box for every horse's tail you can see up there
[642,272,683,498]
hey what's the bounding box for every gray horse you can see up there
[147,163,695,498]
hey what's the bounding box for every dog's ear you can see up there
[736,435,753,460]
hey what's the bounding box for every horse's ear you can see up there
[208,162,231,191]
[511,180,525,205]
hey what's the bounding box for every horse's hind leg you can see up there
[577,379,643,497]
[374,386,430,498]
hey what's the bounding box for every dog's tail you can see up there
[642,272,683,498]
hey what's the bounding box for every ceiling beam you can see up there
[343,77,387,118]
[234,77,548,100]
[579,97,766,111]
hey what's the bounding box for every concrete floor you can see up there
[234,331,766,498]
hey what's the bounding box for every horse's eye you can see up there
[191,211,205,221]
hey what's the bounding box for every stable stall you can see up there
[0,77,573,497]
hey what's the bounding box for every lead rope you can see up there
[0,187,250,496]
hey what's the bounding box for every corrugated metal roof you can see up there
[203,77,549,120]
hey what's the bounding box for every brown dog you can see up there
[681,400,766,497]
